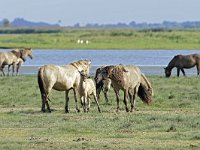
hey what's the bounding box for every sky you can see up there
[0,0,199,26]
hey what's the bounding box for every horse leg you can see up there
[16,63,21,76]
[129,91,134,112]
[96,86,102,101]
[12,64,15,76]
[87,97,90,112]
[80,96,85,111]
[73,89,80,112]
[7,65,11,76]
[42,87,51,113]
[181,68,186,76]
[196,64,200,76]
[45,95,51,113]
[114,89,120,112]
[83,95,87,112]
[0,65,5,76]
[177,68,180,77]
[130,89,137,112]
[104,90,109,103]
[65,90,70,113]
[123,90,129,112]
[41,95,46,112]
[41,92,47,112]
[93,92,101,113]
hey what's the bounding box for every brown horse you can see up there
[96,65,153,112]
[164,54,200,77]
[37,60,91,113]
[0,48,33,76]
[95,67,112,103]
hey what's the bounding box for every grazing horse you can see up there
[164,54,200,77]
[96,65,153,112]
[95,67,112,103]
[37,60,91,113]
[0,48,33,76]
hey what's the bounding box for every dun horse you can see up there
[0,48,33,76]
[96,65,153,112]
[164,54,200,77]
[79,71,101,112]
[37,60,92,113]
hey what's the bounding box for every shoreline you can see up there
[3,65,197,76]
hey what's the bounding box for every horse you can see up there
[79,71,101,112]
[95,65,153,112]
[37,60,91,113]
[164,54,200,77]
[0,48,33,76]
[95,67,112,103]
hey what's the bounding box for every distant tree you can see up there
[74,23,80,28]
[2,18,11,27]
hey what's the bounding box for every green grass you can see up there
[0,28,200,49]
[0,75,199,149]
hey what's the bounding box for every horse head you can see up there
[71,60,91,76]
[22,48,33,60]
[79,70,89,81]
[164,67,172,77]
[95,66,114,84]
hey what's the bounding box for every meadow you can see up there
[0,28,200,49]
[0,75,199,149]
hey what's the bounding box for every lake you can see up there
[0,49,200,76]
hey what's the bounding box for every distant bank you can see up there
[0,28,200,50]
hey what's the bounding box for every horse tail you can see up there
[137,73,153,104]
[37,67,46,97]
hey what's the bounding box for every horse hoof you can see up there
[41,109,46,113]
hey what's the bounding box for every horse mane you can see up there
[70,60,91,71]
[95,67,101,79]
[11,49,22,58]
[167,55,180,69]
[70,60,87,67]
[24,48,32,50]
[108,65,126,86]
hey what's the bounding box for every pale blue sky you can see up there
[0,0,199,26]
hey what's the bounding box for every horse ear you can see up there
[122,67,129,72]
[88,60,91,65]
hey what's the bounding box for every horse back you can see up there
[169,54,199,68]
[39,64,80,91]
[119,65,141,89]
[0,51,18,65]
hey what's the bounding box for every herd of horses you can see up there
[0,49,200,113]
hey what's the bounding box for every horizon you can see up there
[0,0,199,26]
[2,17,200,27]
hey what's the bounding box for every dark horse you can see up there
[164,54,200,77]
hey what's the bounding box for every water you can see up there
[0,49,200,75]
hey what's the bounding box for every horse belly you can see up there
[53,82,70,91]
[52,77,75,91]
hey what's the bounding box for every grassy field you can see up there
[0,75,199,149]
[0,28,200,49]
